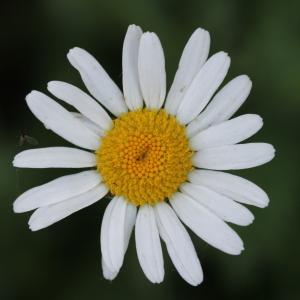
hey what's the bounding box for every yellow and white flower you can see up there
[13,25,275,285]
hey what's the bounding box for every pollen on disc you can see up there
[96,109,193,206]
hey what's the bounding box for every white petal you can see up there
[188,169,270,208]
[100,199,115,273]
[28,183,108,231]
[180,183,254,226]
[47,81,112,131]
[165,28,210,115]
[138,32,166,109]
[189,114,263,150]
[170,192,244,255]
[192,143,275,170]
[135,205,164,283]
[101,200,136,280]
[71,112,105,136]
[13,170,101,213]
[187,75,252,136]
[26,91,100,150]
[122,25,143,110]
[101,196,137,273]
[13,147,96,168]
[176,52,230,125]
[67,47,128,116]
[154,202,203,286]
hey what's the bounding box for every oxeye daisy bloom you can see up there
[13,24,275,286]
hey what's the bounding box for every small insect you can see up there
[19,130,39,146]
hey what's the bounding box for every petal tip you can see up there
[12,157,18,167]
[68,46,81,54]
[243,74,252,82]
[127,24,142,33]
[13,201,23,213]
[28,223,40,232]
[190,277,204,286]
[242,213,255,226]
[67,47,83,62]
[47,81,57,90]
[141,31,159,41]
[256,114,264,124]
[217,51,229,58]
[267,144,276,160]
[25,90,40,102]
[232,246,244,256]
[192,27,209,38]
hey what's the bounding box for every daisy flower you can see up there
[13,24,275,285]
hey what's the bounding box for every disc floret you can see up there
[96,109,193,206]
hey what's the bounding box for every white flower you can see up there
[13,24,275,286]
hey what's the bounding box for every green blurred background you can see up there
[1,0,299,299]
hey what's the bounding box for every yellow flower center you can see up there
[96,109,193,206]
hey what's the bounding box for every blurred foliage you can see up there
[0,0,299,299]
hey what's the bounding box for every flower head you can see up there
[13,24,275,285]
